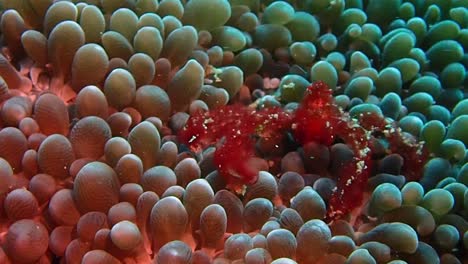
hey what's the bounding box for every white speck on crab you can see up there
[204,118,214,124]
[188,135,197,143]
[356,160,365,173]
[359,147,371,158]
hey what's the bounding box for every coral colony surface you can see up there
[0,0,467,264]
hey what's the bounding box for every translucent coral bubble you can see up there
[296,219,331,263]
[381,205,435,236]
[4,188,39,221]
[0,127,27,172]
[173,157,200,188]
[346,248,376,264]
[162,15,183,36]
[262,1,294,25]
[260,220,281,237]
[254,24,292,51]
[33,93,69,136]
[80,5,105,44]
[388,58,420,83]
[82,250,121,264]
[156,240,192,264]
[266,229,297,260]
[110,8,139,42]
[310,61,338,91]
[409,76,442,100]
[70,116,112,159]
[21,30,47,66]
[439,139,466,162]
[101,31,135,61]
[77,211,108,242]
[421,188,454,216]
[447,115,468,147]
[73,161,120,214]
[199,204,227,248]
[286,11,320,42]
[108,201,137,226]
[382,32,415,66]
[110,220,141,250]
[313,177,336,203]
[49,226,73,257]
[379,92,401,120]
[243,198,274,232]
[426,40,464,70]
[211,66,244,99]
[71,44,109,92]
[245,248,273,264]
[291,186,326,221]
[433,224,460,251]
[210,26,246,52]
[289,41,317,66]
[244,171,278,204]
[358,222,418,254]
[167,59,204,112]
[420,157,451,190]
[344,76,373,101]
[104,137,131,168]
[47,21,85,82]
[114,154,143,184]
[120,183,144,206]
[399,115,424,136]
[150,196,188,251]
[157,0,184,19]
[213,189,243,234]
[75,85,109,119]
[104,68,136,110]
[401,242,439,264]
[128,121,161,171]
[328,235,355,257]
[224,233,253,260]
[49,189,81,226]
[43,1,78,36]
[141,165,177,197]
[28,173,56,205]
[276,74,310,104]
[278,208,304,236]
[161,25,198,67]
[358,241,391,264]
[278,172,305,206]
[182,0,230,30]
[134,85,171,122]
[133,27,163,61]
[4,219,49,264]
[128,53,156,88]
[419,120,445,154]
[236,11,258,32]
[107,112,132,137]
[184,178,214,230]
[37,134,75,179]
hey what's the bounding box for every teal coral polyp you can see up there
[0,0,466,263]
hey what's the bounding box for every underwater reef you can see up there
[0,0,467,263]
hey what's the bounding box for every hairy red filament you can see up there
[179,81,428,220]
